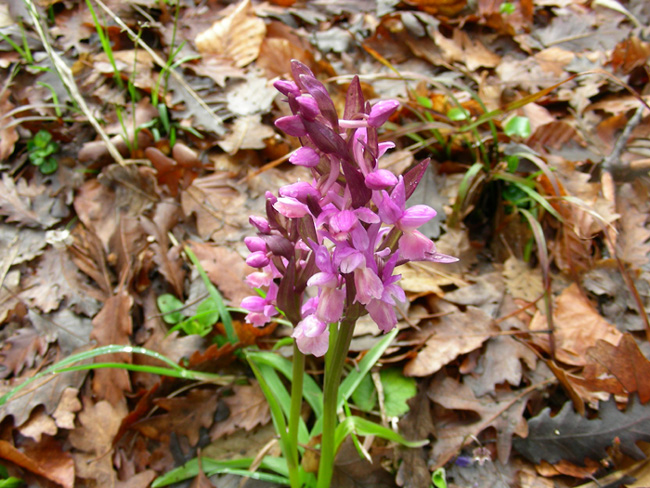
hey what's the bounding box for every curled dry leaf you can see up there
[0,437,74,488]
[211,382,271,440]
[195,0,266,68]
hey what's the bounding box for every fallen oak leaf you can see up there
[210,382,271,440]
[584,334,650,404]
[0,436,74,488]
[131,389,219,446]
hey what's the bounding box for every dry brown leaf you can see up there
[52,387,82,430]
[403,0,467,16]
[195,0,266,68]
[211,382,271,439]
[404,302,493,377]
[0,436,74,488]
[584,334,650,403]
[0,174,60,228]
[464,335,538,397]
[503,257,544,303]
[140,210,184,298]
[132,389,218,446]
[218,114,276,154]
[529,283,622,366]
[428,375,530,466]
[0,90,18,162]
[90,292,133,405]
[0,327,48,379]
[616,183,650,269]
[432,29,501,71]
[70,399,128,487]
[19,247,100,315]
[181,172,248,242]
[188,241,252,306]
[17,407,57,442]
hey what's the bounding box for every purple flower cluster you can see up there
[241,61,457,357]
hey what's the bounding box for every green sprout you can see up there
[27,130,59,174]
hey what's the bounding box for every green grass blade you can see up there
[246,350,323,417]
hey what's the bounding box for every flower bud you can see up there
[273,79,300,97]
[368,100,399,127]
[275,115,307,137]
[289,147,320,167]
[365,169,398,190]
[249,216,271,234]
[246,251,270,268]
[296,95,320,121]
[244,236,267,253]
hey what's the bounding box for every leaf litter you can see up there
[0,0,649,486]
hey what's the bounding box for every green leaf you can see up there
[351,373,377,412]
[505,155,519,173]
[431,468,447,488]
[33,130,52,148]
[417,96,433,109]
[504,115,531,138]
[380,368,417,418]
[0,478,24,488]
[39,157,58,175]
[499,1,516,14]
[157,294,184,324]
[196,298,219,327]
[447,107,470,121]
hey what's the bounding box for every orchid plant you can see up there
[241,60,457,488]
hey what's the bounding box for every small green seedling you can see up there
[431,467,447,488]
[499,1,516,14]
[27,130,59,174]
[447,107,470,122]
[156,293,219,337]
[504,115,531,139]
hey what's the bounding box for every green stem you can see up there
[288,343,305,487]
[316,316,356,488]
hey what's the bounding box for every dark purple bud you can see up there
[300,74,339,131]
[245,236,267,253]
[296,95,320,121]
[250,216,271,234]
[368,100,400,127]
[289,147,320,167]
[277,257,301,325]
[303,119,348,159]
[341,161,371,208]
[344,76,364,120]
[275,115,307,137]
[291,60,316,91]
[262,234,294,259]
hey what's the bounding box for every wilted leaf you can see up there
[52,387,82,430]
[514,396,650,465]
[332,439,397,488]
[503,257,544,302]
[529,283,622,366]
[0,90,18,162]
[432,29,501,71]
[195,0,266,68]
[404,302,493,377]
[17,407,57,442]
[211,382,271,439]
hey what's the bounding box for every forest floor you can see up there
[1,0,650,487]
